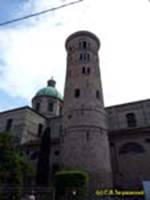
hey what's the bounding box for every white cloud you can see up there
[0,0,150,106]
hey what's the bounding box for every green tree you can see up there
[54,169,89,200]
[0,132,35,200]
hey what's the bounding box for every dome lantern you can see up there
[47,77,56,87]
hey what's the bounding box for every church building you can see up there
[0,31,150,191]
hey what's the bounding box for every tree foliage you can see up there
[54,169,89,200]
[0,132,35,200]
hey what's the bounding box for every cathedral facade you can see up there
[0,31,150,191]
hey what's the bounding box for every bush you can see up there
[54,169,89,200]
[0,132,35,199]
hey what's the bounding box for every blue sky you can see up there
[0,0,30,23]
[0,0,29,110]
[0,0,150,111]
[0,0,21,21]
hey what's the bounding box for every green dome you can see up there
[35,79,63,101]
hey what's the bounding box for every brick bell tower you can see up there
[61,31,112,190]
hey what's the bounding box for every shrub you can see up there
[54,169,89,200]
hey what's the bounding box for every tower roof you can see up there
[65,30,100,50]
[34,79,63,101]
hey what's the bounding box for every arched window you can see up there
[82,67,85,74]
[36,102,40,112]
[59,107,62,115]
[119,142,145,154]
[48,103,54,112]
[5,118,13,131]
[79,42,82,49]
[86,131,90,141]
[79,41,87,49]
[38,124,43,137]
[74,89,80,98]
[126,113,137,127]
[79,53,82,61]
[83,41,87,49]
[87,53,90,61]
[96,90,100,99]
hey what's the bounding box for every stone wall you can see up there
[109,128,150,189]
[32,96,63,118]
[0,107,46,144]
[22,107,46,143]
[106,99,150,130]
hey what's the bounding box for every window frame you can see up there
[36,102,40,112]
[126,113,137,128]
[83,41,87,49]
[74,89,80,98]
[48,103,54,112]
[5,118,13,131]
[96,90,100,99]
[82,67,85,74]
[119,142,145,154]
[38,123,43,137]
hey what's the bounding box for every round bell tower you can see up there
[62,31,112,190]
